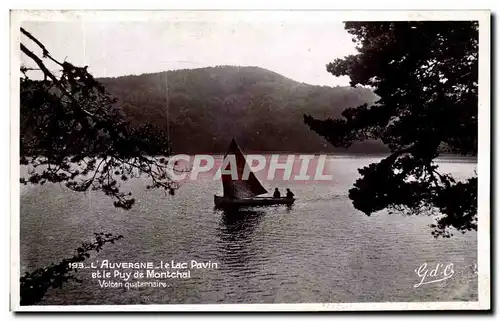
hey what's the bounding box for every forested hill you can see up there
[99,66,386,154]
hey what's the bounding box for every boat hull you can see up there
[214,195,295,208]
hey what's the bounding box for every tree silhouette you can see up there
[20,28,178,209]
[304,21,479,237]
[20,233,123,305]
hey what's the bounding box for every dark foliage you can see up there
[20,28,179,209]
[304,21,479,237]
[20,233,123,305]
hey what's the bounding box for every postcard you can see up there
[10,9,490,311]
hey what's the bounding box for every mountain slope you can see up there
[99,66,385,153]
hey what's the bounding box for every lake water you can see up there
[19,156,478,305]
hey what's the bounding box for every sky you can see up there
[21,16,357,87]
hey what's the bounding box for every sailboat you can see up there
[213,139,296,208]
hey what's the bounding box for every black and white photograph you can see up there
[10,10,490,311]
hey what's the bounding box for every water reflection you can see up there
[218,207,265,236]
[215,208,265,276]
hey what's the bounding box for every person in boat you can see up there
[273,188,281,198]
[286,188,295,199]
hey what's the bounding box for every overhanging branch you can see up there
[20,43,94,118]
